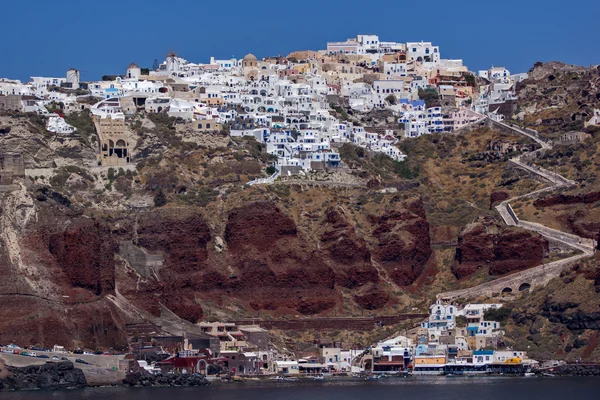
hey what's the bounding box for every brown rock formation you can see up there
[354,285,390,310]
[453,217,549,279]
[320,207,378,288]
[225,201,337,315]
[0,189,435,348]
[490,191,510,209]
[534,191,600,208]
[47,218,116,296]
[368,197,432,286]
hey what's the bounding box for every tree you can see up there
[418,88,440,108]
[484,307,512,323]
[385,94,397,105]
[140,68,150,75]
[154,188,167,207]
[455,316,468,327]
[464,73,476,87]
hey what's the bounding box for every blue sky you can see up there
[2,0,599,81]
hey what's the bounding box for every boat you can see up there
[542,373,555,377]
[366,374,381,381]
[312,374,325,381]
[524,372,536,377]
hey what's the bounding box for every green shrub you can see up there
[484,307,512,323]
[154,188,167,207]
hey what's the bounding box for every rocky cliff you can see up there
[0,181,433,348]
[452,217,549,279]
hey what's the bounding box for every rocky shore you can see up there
[552,364,600,376]
[123,371,210,387]
[0,361,87,391]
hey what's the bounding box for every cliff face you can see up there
[452,217,549,279]
[369,197,432,286]
[319,207,378,289]
[47,218,116,296]
[224,201,337,315]
[503,257,600,362]
[0,187,433,349]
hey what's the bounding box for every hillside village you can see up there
[2,34,600,386]
[0,34,535,179]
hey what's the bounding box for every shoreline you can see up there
[3,357,600,393]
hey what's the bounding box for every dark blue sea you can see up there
[2,377,599,399]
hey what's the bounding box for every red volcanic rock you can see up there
[137,208,212,274]
[0,296,127,350]
[368,197,432,286]
[0,192,438,346]
[130,208,212,322]
[225,201,297,252]
[160,289,203,324]
[354,286,390,310]
[534,191,600,208]
[490,191,510,209]
[225,201,336,315]
[320,207,379,289]
[297,297,336,315]
[366,178,381,189]
[48,218,116,296]
[452,217,548,279]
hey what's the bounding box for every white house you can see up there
[272,360,299,375]
[373,80,405,107]
[406,42,440,66]
[585,109,600,128]
[46,115,76,134]
[422,301,458,332]
[383,62,408,77]
[209,57,238,70]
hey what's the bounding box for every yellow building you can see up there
[293,64,311,74]
[93,115,132,166]
[414,356,446,365]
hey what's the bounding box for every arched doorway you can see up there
[196,359,208,375]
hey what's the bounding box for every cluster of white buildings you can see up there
[1,33,516,175]
[420,301,505,351]
[474,66,529,120]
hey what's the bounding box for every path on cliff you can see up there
[438,120,595,301]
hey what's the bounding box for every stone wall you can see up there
[0,95,23,112]
[233,315,427,331]
[119,241,164,278]
[0,153,25,184]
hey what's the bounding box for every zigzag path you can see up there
[438,120,595,301]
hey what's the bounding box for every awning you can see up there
[299,363,324,369]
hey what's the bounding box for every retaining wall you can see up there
[233,314,427,331]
